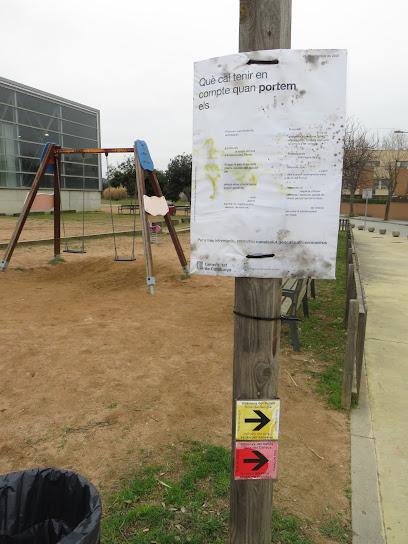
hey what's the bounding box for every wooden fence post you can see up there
[342,299,359,409]
[345,263,355,327]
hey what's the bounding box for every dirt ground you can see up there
[0,220,350,542]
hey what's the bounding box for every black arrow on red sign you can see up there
[243,451,268,471]
[245,409,271,431]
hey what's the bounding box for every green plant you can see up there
[280,232,348,409]
[48,257,66,265]
[320,515,352,542]
[101,442,318,543]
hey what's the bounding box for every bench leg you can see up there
[283,319,301,352]
[310,279,316,299]
[302,293,309,318]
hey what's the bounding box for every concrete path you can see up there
[352,228,408,543]
[348,215,408,238]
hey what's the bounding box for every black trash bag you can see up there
[0,468,101,544]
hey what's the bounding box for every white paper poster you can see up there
[190,49,347,279]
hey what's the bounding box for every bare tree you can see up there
[342,118,377,215]
[377,131,408,220]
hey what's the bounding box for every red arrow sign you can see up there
[235,442,278,480]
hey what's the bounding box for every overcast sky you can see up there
[1,0,407,172]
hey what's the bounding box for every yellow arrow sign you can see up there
[236,400,280,441]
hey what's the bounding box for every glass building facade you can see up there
[0,77,101,192]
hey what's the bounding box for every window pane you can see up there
[17,109,59,131]
[85,178,99,190]
[64,176,84,189]
[16,92,60,117]
[17,124,61,145]
[19,141,43,158]
[21,156,41,173]
[0,104,15,122]
[63,153,98,165]
[62,134,98,149]
[0,155,19,172]
[1,171,21,187]
[64,176,99,190]
[0,171,18,187]
[63,162,98,177]
[61,106,97,128]
[0,87,14,105]
[22,173,35,187]
[0,137,18,156]
[39,174,54,189]
[0,121,16,140]
[62,119,97,140]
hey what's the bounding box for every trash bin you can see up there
[0,468,101,543]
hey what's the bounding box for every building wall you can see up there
[343,150,408,197]
[340,202,408,220]
[0,77,101,215]
[0,188,101,215]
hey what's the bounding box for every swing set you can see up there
[0,140,189,294]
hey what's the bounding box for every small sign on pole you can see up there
[236,399,280,441]
[235,442,278,480]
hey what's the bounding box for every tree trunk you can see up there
[349,190,355,215]
[384,193,391,221]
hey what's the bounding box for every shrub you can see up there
[102,187,128,201]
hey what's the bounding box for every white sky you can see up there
[1,0,407,172]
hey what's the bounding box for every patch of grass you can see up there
[101,442,318,544]
[281,232,348,409]
[271,510,314,543]
[320,515,352,543]
[48,256,66,265]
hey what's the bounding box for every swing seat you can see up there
[114,257,135,262]
[63,249,87,254]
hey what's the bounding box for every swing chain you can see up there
[81,153,86,253]
[56,157,68,251]
[106,153,119,260]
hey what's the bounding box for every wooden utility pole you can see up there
[230,2,292,543]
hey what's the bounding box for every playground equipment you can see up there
[57,154,87,254]
[105,153,137,261]
[0,141,189,294]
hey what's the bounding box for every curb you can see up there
[351,363,386,543]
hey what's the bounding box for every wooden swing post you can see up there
[1,143,55,271]
[53,146,62,258]
[148,170,189,274]
[134,143,155,294]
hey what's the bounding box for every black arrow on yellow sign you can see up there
[243,451,269,471]
[245,409,271,431]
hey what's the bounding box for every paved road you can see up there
[346,215,408,238]
[352,229,408,543]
